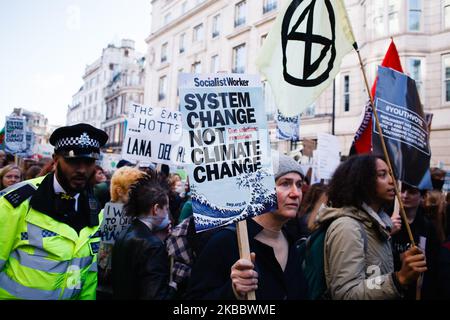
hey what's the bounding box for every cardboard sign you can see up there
[178,73,277,232]
[121,103,186,166]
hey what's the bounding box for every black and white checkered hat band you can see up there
[54,132,100,150]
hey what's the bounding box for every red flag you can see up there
[350,39,403,155]
[0,127,4,146]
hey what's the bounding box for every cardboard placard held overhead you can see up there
[121,103,186,166]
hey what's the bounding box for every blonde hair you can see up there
[0,164,22,189]
[110,166,145,202]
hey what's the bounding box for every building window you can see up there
[408,0,421,32]
[164,13,171,25]
[211,55,219,73]
[124,49,129,57]
[121,94,127,113]
[263,0,277,14]
[161,42,168,63]
[445,0,450,29]
[193,23,204,42]
[407,58,423,100]
[232,43,246,73]
[373,1,385,37]
[343,75,350,112]
[179,33,185,54]
[234,1,246,28]
[192,61,202,73]
[158,76,167,101]
[212,14,220,38]
[181,1,188,14]
[114,123,121,143]
[388,0,399,34]
[444,55,450,103]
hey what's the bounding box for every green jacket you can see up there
[0,174,103,300]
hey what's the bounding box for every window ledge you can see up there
[226,25,251,40]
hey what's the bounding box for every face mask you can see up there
[140,215,170,231]
[174,185,184,194]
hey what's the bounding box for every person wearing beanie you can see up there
[272,151,305,181]
[187,151,308,300]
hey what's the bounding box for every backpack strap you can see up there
[358,221,369,254]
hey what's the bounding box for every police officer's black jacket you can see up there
[112,219,176,300]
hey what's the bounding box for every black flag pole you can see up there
[353,42,415,247]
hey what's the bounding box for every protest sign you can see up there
[5,116,27,154]
[32,143,53,158]
[316,132,340,180]
[444,171,450,193]
[17,131,35,157]
[373,66,431,187]
[99,202,130,244]
[276,111,300,141]
[179,73,277,232]
[100,153,123,173]
[121,103,185,166]
[97,202,131,285]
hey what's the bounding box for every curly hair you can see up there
[124,172,170,218]
[327,154,387,209]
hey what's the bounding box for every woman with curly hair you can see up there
[112,172,176,300]
[316,154,427,299]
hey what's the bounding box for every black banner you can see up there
[372,66,430,187]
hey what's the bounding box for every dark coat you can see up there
[438,237,450,299]
[186,218,309,300]
[391,207,440,300]
[112,219,176,300]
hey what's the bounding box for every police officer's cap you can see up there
[50,123,108,160]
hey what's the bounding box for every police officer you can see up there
[0,123,108,300]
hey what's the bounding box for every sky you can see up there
[0,0,151,127]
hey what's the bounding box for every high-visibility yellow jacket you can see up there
[0,175,103,300]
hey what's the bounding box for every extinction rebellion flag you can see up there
[373,66,431,187]
[256,0,356,116]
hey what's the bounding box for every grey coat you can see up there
[316,205,403,300]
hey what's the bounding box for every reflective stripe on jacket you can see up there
[0,176,103,300]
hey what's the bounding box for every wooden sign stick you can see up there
[236,219,256,300]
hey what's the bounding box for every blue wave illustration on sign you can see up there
[192,169,277,232]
